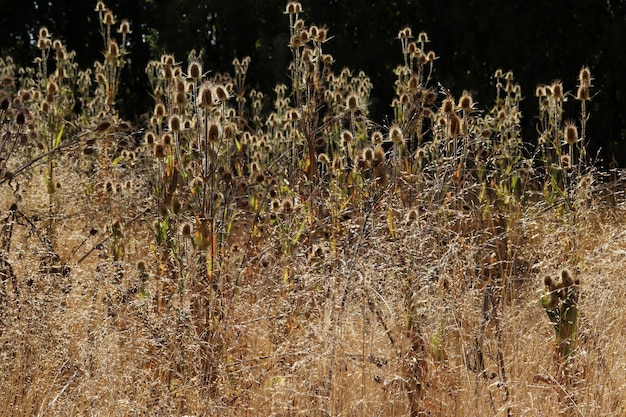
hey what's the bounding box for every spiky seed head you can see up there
[162,65,173,80]
[317,153,331,165]
[552,81,563,101]
[494,69,503,79]
[281,198,293,213]
[102,9,115,26]
[448,114,462,137]
[187,61,202,80]
[286,108,300,121]
[180,222,193,237]
[544,275,553,288]
[95,1,106,12]
[544,85,553,97]
[416,147,427,159]
[371,131,383,145]
[161,133,173,146]
[118,19,131,35]
[442,97,454,115]
[389,126,404,145]
[214,85,229,102]
[153,143,165,158]
[579,66,591,86]
[270,198,281,212]
[169,115,181,132]
[15,110,26,126]
[341,130,354,144]
[284,1,302,14]
[563,121,579,145]
[154,103,166,118]
[458,92,473,112]
[560,154,571,169]
[207,122,220,142]
[144,131,156,146]
[576,84,590,101]
[535,85,546,97]
[417,31,429,43]
[346,94,359,111]
[561,269,573,286]
[198,84,214,108]
[398,27,413,39]
[373,145,385,165]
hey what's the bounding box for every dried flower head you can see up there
[458,92,473,113]
[563,121,579,145]
[389,125,404,145]
[441,97,455,115]
[284,1,303,15]
[448,113,462,137]
[118,19,131,35]
[398,27,413,39]
[102,9,115,26]
[188,61,202,80]
[346,94,359,112]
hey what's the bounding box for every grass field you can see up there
[1,2,625,416]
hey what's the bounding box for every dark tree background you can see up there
[1,0,625,164]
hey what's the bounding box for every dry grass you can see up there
[1,2,625,417]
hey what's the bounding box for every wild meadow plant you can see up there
[1,2,625,416]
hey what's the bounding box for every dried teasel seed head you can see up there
[535,85,546,97]
[552,80,563,101]
[389,125,404,145]
[144,131,156,145]
[458,92,473,112]
[441,97,455,115]
[563,121,579,145]
[168,114,181,132]
[561,269,576,287]
[102,9,115,26]
[398,27,413,39]
[448,113,462,137]
[214,85,229,102]
[207,122,220,142]
[188,61,202,80]
[153,143,165,158]
[95,1,106,12]
[579,66,592,86]
[341,130,354,145]
[544,275,553,288]
[161,132,173,146]
[154,103,166,118]
[281,198,294,213]
[371,131,383,145]
[317,153,331,165]
[118,19,131,35]
[346,94,359,112]
[576,84,590,101]
[198,84,214,108]
[284,1,302,15]
[180,222,193,237]
[417,31,429,43]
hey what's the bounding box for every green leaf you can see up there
[54,124,65,148]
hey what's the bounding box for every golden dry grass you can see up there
[1,2,624,417]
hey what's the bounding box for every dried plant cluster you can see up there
[0,2,625,416]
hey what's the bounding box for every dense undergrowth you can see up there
[1,2,625,416]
